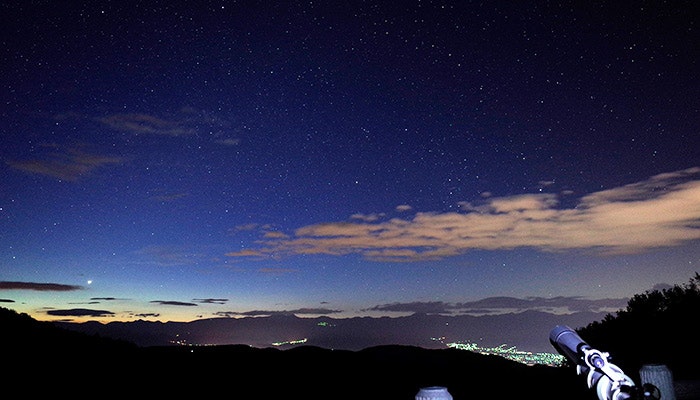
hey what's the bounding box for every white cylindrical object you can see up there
[415,386,453,400]
[639,364,676,400]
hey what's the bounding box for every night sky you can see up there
[1,1,699,326]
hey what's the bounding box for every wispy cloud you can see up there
[194,298,229,304]
[97,110,241,145]
[7,144,123,181]
[135,245,207,267]
[227,167,700,261]
[366,296,629,315]
[215,307,343,318]
[99,113,196,137]
[150,300,198,306]
[216,138,241,146]
[258,267,297,275]
[148,191,189,202]
[45,308,114,317]
[0,281,83,291]
[133,312,161,318]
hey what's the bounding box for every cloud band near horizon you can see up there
[227,167,700,261]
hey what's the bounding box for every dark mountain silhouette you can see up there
[4,304,700,399]
[5,274,700,399]
[53,310,606,353]
[0,305,137,355]
[0,307,141,395]
[1,306,590,399]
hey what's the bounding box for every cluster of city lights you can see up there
[170,325,565,367]
[271,338,308,346]
[445,341,565,366]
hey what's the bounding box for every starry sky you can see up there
[1,1,699,325]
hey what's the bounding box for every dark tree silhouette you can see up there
[577,272,700,381]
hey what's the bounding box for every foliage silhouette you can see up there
[577,272,700,381]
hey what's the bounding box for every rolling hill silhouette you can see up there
[51,310,606,352]
[2,306,589,399]
[4,302,699,399]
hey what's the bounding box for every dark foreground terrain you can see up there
[3,307,698,399]
[2,307,590,399]
[8,343,589,399]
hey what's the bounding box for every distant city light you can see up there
[169,327,565,367]
[272,338,308,346]
[445,341,565,366]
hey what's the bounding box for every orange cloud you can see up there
[227,167,700,261]
[7,145,123,181]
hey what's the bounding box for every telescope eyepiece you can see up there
[588,352,606,369]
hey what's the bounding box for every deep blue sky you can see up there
[1,1,698,325]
